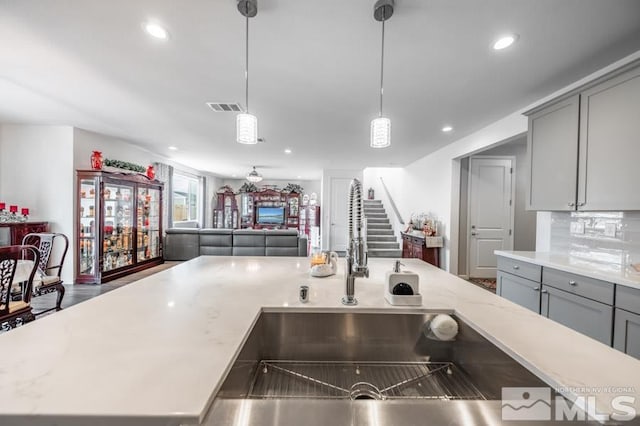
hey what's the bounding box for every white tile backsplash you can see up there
[550,211,640,268]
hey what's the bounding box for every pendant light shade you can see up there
[370,0,394,149]
[237,113,258,144]
[236,0,258,144]
[370,117,391,148]
[246,166,263,183]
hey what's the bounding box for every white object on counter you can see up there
[384,260,422,306]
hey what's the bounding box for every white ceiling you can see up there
[1,0,640,179]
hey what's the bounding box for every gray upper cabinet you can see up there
[527,95,580,211]
[577,66,640,210]
[525,62,640,211]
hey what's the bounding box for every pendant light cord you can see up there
[379,17,385,117]
[245,13,250,114]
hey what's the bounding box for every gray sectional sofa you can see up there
[164,228,308,261]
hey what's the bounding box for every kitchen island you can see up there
[1,256,639,425]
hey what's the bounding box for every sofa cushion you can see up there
[201,246,233,256]
[232,246,266,256]
[200,228,233,248]
[265,247,299,256]
[164,228,200,261]
[232,230,265,247]
[265,229,299,248]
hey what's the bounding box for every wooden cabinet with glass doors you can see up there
[76,170,163,283]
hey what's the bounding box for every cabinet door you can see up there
[527,95,580,210]
[614,308,640,360]
[541,285,613,345]
[497,271,541,313]
[578,66,640,210]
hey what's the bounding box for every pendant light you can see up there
[236,0,258,144]
[246,166,263,183]
[370,0,394,148]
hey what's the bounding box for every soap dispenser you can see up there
[384,260,422,306]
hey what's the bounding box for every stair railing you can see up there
[379,177,404,225]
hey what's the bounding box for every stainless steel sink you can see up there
[200,311,596,425]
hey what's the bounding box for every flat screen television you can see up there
[256,206,285,225]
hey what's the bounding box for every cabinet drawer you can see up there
[497,257,541,282]
[542,267,614,305]
[614,308,640,359]
[616,285,640,314]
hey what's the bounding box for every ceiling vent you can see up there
[206,102,244,112]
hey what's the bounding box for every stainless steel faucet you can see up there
[342,178,369,305]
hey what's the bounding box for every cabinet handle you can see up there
[567,202,575,207]
[512,265,520,270]
[569,280,577,286]
[471,232,477,236]
[533,287,540,291]
[577,202,585,207]
[541,289,548,294]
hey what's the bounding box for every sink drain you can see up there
[350,382,384,400]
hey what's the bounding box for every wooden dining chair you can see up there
[21,233,69,315]
[0,245,40,330]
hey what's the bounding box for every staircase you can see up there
[364,199,402,258]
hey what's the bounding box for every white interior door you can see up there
[329,177,351,252]
[468,157,514,278]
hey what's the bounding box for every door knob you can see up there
[471,232,477,236]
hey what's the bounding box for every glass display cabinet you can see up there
[213,188,239,229]
[76,170,163,284]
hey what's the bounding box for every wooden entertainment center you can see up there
[215,188,301,231]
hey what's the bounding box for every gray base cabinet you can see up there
[497,271,540,313]
[614,308,640,359]
[541,285,613,345]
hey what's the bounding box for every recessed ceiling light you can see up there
[284,148,292,154]
[297,176,301,179]
[232,174,237,178]
[168,146,178,150]
[493,34,518,50]
[144,21,169,40]
[442,126,453,133]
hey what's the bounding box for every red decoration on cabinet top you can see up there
[0,202,5,210]
[146,165,155,180]
[21,208,29,215]
[9,205,17,213]
[90,151,103,170]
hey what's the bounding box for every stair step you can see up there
[367,241,400,249]
[367,229,394,236]
[368,249,403,258]
[368,223,392,229]
[365,213,387,218]
[364,200,382,204]
[367,235,397,242]
[367,218,389,224]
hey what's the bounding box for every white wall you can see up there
[0,124,75,283]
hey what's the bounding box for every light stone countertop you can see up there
[495,250,640,290]
[1,256,639,425]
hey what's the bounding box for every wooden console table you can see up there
[401,232,442,268]
[0,222,49,246]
